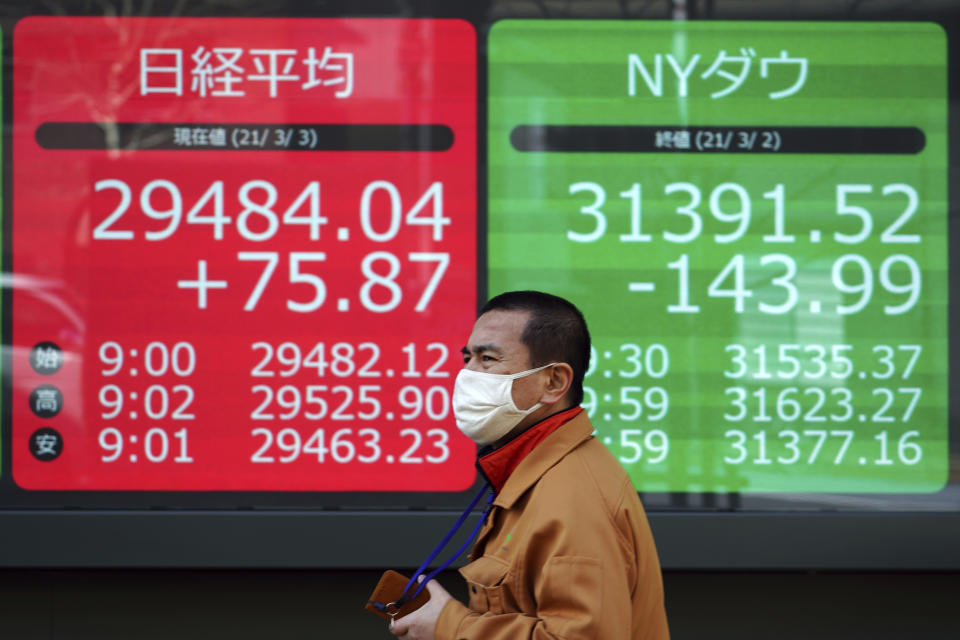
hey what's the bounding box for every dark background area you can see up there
[1,568,958,639]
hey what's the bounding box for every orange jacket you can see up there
[435,410,669,639]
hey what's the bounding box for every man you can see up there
[390,291,669,639]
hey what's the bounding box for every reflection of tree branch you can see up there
[32,1,193,129]
[100,121,119,154]
[671,0,687,20]
[130,124,170,151]
[97,122,169,154]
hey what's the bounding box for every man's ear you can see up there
[540,363,574,405]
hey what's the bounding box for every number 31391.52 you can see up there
[567,181,918,245]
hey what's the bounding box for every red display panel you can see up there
[12,17,477,491]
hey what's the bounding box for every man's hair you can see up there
[480,290,591,406]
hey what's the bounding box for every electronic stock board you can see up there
[3,15,953,519]
[11,17,477,493]
[489,21,947,494]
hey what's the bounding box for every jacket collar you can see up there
[477,407,592,508]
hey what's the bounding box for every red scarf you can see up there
[477,406,583,494]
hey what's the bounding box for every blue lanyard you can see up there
[398,482,493,606]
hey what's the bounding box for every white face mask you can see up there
[452,363,556,446]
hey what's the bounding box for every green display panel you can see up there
[488,21,947,492]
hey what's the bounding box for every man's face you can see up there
[460,309,544,411]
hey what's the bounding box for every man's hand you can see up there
[389,578,453,640]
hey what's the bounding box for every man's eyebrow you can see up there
[461,343,501,356]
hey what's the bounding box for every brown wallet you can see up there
[364,570,431,621]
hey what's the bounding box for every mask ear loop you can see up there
[503,362,559,380]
